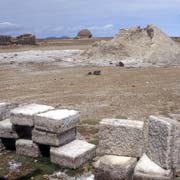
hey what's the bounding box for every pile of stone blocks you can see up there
[0,102,96,169]
[93,116,180,180]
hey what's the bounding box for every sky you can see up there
[0,0,180,38]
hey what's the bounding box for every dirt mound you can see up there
[76,29,93,39]
[76,25,180,67]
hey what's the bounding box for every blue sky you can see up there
[0,0,180,38]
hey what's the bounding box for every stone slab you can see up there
[147,115,179,169]
[0,119,18,138]
[10,103,54,126]
[32,128,76,146]
[34,109,80,134]
[134,154,174,180]
[98,118,144,157]
[93,155,137,180]
[50,140,96,169]
[16,139,40,157]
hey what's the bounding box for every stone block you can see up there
[134,154,174,180]
[98,119,144,157]
[50,140,96,169]
[147,116,179,169]
[16,139,40,157]
[34,109,80,133]
[93,155,137,180]
[0,119,18,138]
[0,102,11,120]
[10,103,54,126]
[32,128,76,146]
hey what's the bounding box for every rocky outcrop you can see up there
[76,29,93,39]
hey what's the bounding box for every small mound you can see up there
[76,29,93,39]
[76,25,180,67]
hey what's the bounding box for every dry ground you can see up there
[0,38,180,179]
[0,64,180,121]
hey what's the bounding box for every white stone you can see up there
[99,118,144,157]
[16,139,40,157]
[32,128,76,146]
[93,155,137,180]
[10,103,54,126]
[0,102,10,120]
[134,154,173,180]
[0,119,18,138]
[34,109,80,133]
[147,115,179,169]
[50,140,96,169]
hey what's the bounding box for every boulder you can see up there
[76,29,92,39]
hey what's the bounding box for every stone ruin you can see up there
[92,116,180,180]
[75,24,180,67]
[15,34,36,45]
[0,34,36,46]
[0,103,96,170]
[0,35,12,45]
[1,101,180,180]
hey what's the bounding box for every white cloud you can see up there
[0,22,21,33]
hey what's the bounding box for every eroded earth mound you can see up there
[76,25,180,67]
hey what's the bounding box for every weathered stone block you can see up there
[34,109,80,133]
[98,119,144,157]
[50,140,96,169]
[16,139,40,157]
[134,154,174,180]
[0,119,18,138]
[93,155,137,180]
[10,104,54,126]
[32,128,76,146]
[0,102,11,120]
[147,116,179,169]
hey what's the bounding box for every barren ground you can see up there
[0,38,180,179]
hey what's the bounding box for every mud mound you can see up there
[76,25,180,67]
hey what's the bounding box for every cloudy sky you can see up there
[0,0,180,38]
